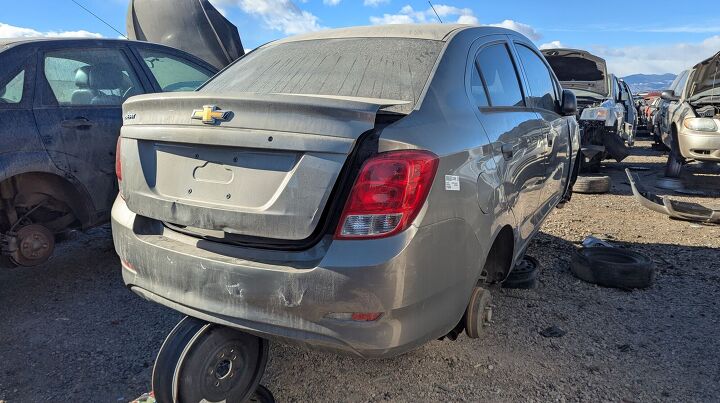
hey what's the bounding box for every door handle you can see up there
[501,143,514,160]
[545,131,554,148]
[61,118,95,129]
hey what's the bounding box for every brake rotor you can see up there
[11,224,55,267]
[465,287,493,339]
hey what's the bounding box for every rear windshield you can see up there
[201,38,445,114]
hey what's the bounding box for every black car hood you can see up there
[543,48,609,96]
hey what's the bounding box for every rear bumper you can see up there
[111,197,480,358]
[678,130,720,162]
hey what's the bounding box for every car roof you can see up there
[0,37,181,52]
[271,24,513,45]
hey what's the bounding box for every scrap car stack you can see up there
[1,0,719,401]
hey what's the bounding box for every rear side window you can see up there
[43,48,143,106]
[475,44,524,107]
[0,70,24,104]
[469,65,489,107]
[138,48,213,92]
[202,38,444,114]
[515,45,558,112]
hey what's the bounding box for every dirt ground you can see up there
[1,140,719,402]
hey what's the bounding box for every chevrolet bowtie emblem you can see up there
[191,105,232,125]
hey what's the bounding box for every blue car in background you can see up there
[0,38,217,266]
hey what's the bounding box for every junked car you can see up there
[661,51,720,177]
[656,70,689,151]
[112,24,580,401]
[0,38,217,267]
[542,48,630,171]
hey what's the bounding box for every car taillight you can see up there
[335,150,438,240]
[115,137,123,182]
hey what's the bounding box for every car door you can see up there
[32,45,148,220]
[470,39,547,245]
[512,42,571,214]
[130,45,216,93]
[0,49,43,183]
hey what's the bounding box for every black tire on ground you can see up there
[664,130,685,178]
[249,385,276,403]
[152,316,270,403]
[573,175,611,194]
[153,316,207,403]
[502,256,539,289]
[570,247,655,289]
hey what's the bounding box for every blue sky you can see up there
[2,0,720,76]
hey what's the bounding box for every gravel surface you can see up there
[1,140,719,402]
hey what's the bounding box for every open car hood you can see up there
[687,51,720,103]
[127,0,244,69]
[542,48,609,97]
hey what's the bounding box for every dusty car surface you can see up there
[542,48,629,171]
[660,52,720,177]
[0,38,217,267]
[113,24,579,367]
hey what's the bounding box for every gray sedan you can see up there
[112,24,580,401]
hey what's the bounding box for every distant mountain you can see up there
[622,73,677,93]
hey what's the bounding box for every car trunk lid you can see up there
[119,92,409,241]
[543,49,609,97]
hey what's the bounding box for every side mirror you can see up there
[661,90,679,101]
[560,89,577,116]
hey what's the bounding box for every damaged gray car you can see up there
[112,24,580,401]
[542,48,631,171]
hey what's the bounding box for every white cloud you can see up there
[323,0,341,5]
[369,4,478,25]
[487,20,541,41]
[363,0,389,6]
[0,22,102,39]
[591,35,720,76]
[539,40,565,50]
[214,0,323,35]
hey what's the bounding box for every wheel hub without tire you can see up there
[11,224,55,267]
[465,287,493,339]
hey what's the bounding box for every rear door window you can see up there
[515,44,558,112]
[469,64,490,108]
[43,48,143,106]
[475,44,525,107]
[137,48,214,92]
[0,70,24,104]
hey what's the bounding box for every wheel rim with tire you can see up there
[152,316,269,403]
[664,130,685,178]
[502,256,539,289]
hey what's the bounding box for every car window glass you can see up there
[43,48,142,106]
[620,84,630,101]
[201,38,444,114]
[138,48,213,92]
[515,44,557,111]
[0,70,24,104]
[469,64,489,107]
[675,71,689,96]
[475,44,524,107]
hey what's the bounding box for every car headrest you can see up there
[74,66,92,88]
[75,63,126,90]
